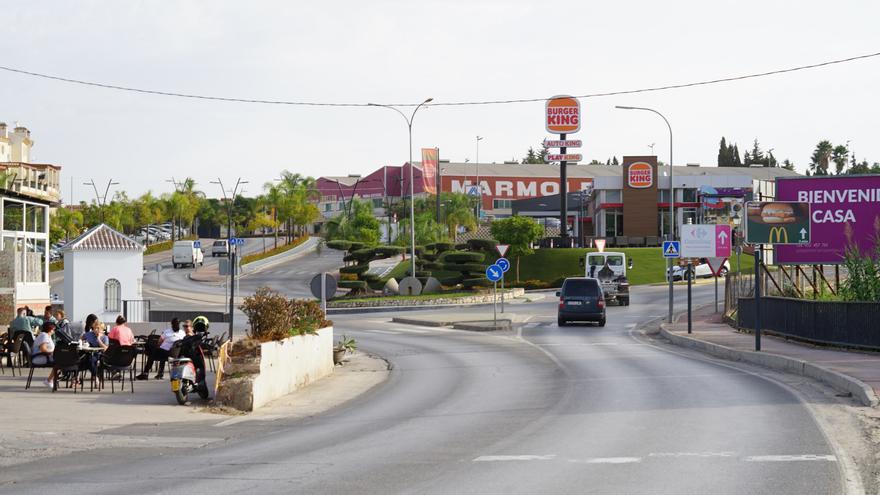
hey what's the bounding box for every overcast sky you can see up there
[2,1,879,202]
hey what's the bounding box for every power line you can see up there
[1,50,878,107]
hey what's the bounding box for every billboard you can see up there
[627,162,654,188]
[680,224,732,258]
[745,202,811,245]
[545,95,581,134]
[776,175,880,264]
[622,156,658,237]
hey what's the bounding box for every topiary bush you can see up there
[467,239,498,251]
[326,240,353,251]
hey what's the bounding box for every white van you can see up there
[172,240,204,268]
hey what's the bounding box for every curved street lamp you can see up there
[368,98,433,279]
[615,105,674,324]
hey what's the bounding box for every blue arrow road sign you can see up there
[496,257,510,273]
[662,241,681,258]
[486,264,503,282]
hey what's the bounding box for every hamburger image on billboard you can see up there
[627,162,653,188]
[745,201,811,244]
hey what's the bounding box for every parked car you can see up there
[668,258,730,281]
[172,240,204,268]
[211,239,230,257]
[557,277,606,327]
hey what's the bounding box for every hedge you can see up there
[442,251,485,263]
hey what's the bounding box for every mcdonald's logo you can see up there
[768,226,789,243]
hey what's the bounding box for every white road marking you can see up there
[745,455,837,462]
[474,455,556,462]
[569,457,642,464]
[649,452,735,458]
[369,330,401,335]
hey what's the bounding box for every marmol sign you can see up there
[450,178,593,198]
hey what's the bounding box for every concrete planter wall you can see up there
[329,288,525,309]
[216,326,334,411]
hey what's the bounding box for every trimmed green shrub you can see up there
[340,264,370,275]
[326,240,353,251]
[441,262,486,273]
[338,280,368,290]
[467,239,498,251]
[348,248,376,262]
[415,271,431,278]
[373,246,406,257]
[434,242,455,252]
[442,251,485,263]
[348,241,366,251]
[455,243,469,250]
[462,278,492,288]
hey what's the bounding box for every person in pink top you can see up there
[108,315,134,346]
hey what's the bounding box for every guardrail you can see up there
[737,296,880,351]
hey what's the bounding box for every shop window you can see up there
[604,209,623,237]
[682,188,698,202]
[493,199,512,209]
[605,190,622,203]
[104,279,121,312]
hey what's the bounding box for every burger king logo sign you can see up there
[627,162,653,188]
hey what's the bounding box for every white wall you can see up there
[251,327,334,410]
[64,250,143,326]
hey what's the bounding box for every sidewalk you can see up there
[661,305,880,407]
[0,352,388,471]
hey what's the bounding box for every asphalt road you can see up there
[4,281,844,494]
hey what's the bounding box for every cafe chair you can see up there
[51,345,83,393]
[2,334,27,376]
[99,345,137,394]
[25,351,55,390]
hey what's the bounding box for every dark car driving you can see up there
[557,277,606,327]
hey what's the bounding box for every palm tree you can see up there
[810,141,834,176]
[831,145,850,175]
[262,183,285,249]
[441,193,477,239]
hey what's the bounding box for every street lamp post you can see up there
[615,105,674,324]
[83,179,119,224]
[368,98,433,280]
[210,177,248,342]
[476,136,483,220]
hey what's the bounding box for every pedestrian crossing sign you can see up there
[662,241,681,258]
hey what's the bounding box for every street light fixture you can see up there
[368,98,433,280]
[615,105,675,324]
[210,177,248,342]
[83,179,119,224]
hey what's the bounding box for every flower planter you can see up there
[215,326,334,411]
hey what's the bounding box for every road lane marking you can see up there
[474,455,556,462]
[569,457,642,464]
[648,452,735,458]
[744,455,837,462]
[368,330,401,335]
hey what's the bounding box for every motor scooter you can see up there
[168,333,210,405]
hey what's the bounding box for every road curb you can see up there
[659,323,879,407]
[328,297,535,315]
[241,237,318,275]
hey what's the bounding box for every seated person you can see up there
[82,320,109,376]
[53,310,75,345]
[108,315,134,346]
[137,318,184,380]
[8,307,35,341]
[31,322,57,388]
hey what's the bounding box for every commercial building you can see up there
[315,160,797,241]
[0,123,62,317]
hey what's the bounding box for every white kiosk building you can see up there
[62,224,146,325]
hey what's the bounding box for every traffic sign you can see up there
[309,273,337,300]
[594,238,606,252]
[496,244,510,257]
[662,241,681,258]
[543,139,582,148]
[496,258,510,273]
[680,224,731,258]
[745,201,811,245]
[193,240,201,249]
[232,237,245,246]
[706,257,728,277]
[545,153,582,163]
[546,95,581,134]
[485,264,503,282]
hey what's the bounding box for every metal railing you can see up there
[737,296,880,351]
[122,299,151,323]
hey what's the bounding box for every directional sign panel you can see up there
[680,224,732,258]
[745,202,811,245]
[486,264,503,282]
[496,258,510,273]
[662,241,681,258]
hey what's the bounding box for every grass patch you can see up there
[143,236,196,256]
[240,236,308,265]
[50,260,63,272]
[495,248,755,287]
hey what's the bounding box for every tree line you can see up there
[50,171,321,246]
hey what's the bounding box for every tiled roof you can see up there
[63,224,144,252]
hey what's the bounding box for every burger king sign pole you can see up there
[546,95,581,245]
